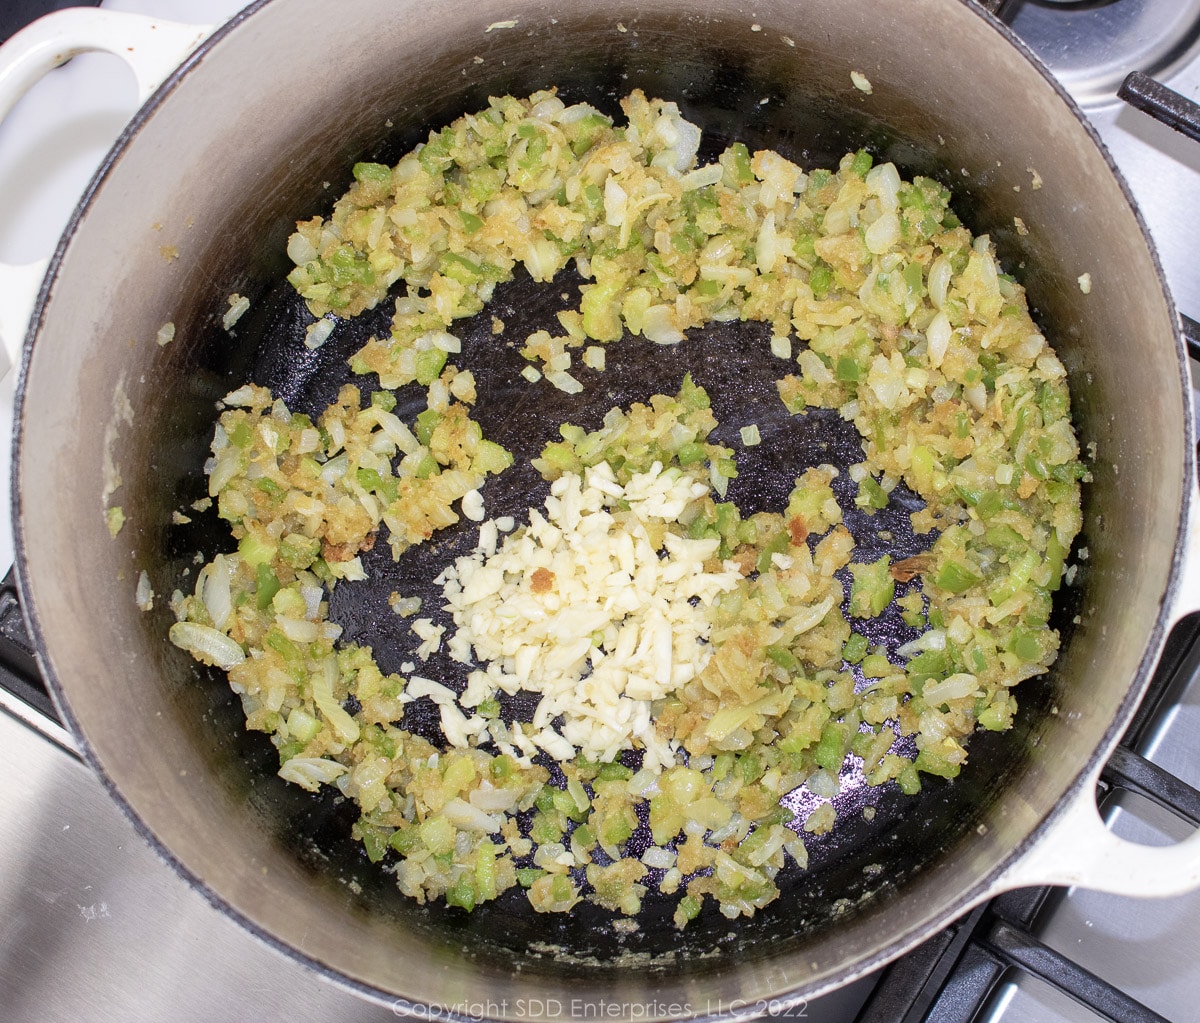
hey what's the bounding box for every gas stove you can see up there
[1,2,1199,1021]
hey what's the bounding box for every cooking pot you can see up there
[2,0,1200,1016]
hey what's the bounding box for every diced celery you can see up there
[530,811,563,845]
[419,815,456,855]
[896,763,922,795]
[849,556,895,618]
[389,826,421,855]
[255,563,281,610]
[914,748,961,779]
[475,841,498,902]
[842,632,869,664]
[766,645,801,672]
[596,762,633,782]
[935,561,982,594]
[809,263,833,298]
[287,707,322,743]
[549,874,575,904]
[737,752,764,785]
[352,161,391,184]
[473,439,513,475]
[415,347,448,386]
[757,531,790,574]
[238,532,277,568]
[857,652,891,679]
[814,723,848,771]
[445,874,477,912]
[357,822,391,863]
[415,408,441,445]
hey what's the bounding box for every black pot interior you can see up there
[139,3,1090,972]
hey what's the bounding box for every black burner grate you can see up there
[0,0,102,45]
[0,569,52,722]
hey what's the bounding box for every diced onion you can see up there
[169,622,244,669]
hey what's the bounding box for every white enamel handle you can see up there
[996,483,1200,896]
[996,746,1200,895]
[0,7,216,375]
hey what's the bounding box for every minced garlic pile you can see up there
[169,89,1086,928]
[438,462,741,770]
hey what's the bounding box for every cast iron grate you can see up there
[0,569,52,722]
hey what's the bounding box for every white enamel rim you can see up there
[0,2,1198,912]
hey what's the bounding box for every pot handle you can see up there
[996,490,1200,895]
[0,7,216,375]
[995,749,1200,896]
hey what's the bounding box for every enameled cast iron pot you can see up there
[3,0,1200,1017]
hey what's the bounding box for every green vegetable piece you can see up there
[390,826,421,855]
[842,632,869,664]
[352,162,391,184]
[549,874,576,904]
[600,810,635,848]
[978,702,1013,731]
[855,475,888,511]
[914,747,961,780]
[723,142,754,185]
[809,263,833,298]
[445,874,477,912]
[229,420,253,449]
[896,763,922,795]
[766,645,801,672]
[286,707,321,743]
[860,652,895,679]
[935,560,982,594]
[238,532,277,568]
[356,467,399,504]
[415,346,448,386]
[415,408,441,446]
[530,811,563,845]
[419,815,456,856]
[255,563,281,610]
[475,841,498,902]
[358,823,391,864]
[737,752,764,785]
[814,723,848,771]
[596,762,633,782]
[850,149,874,177]
[836,355,864,383]
[371,389,398,412]
[849,556,895,618]
[757,531,790,574]
[1009,628,1043,662]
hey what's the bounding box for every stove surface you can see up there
[2,2,1200,1022]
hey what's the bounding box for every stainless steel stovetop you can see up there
[1,2,1199,1021]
